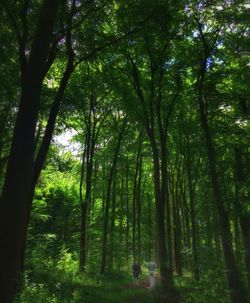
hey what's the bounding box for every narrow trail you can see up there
[121,277,158,303]
[122,280,150,302]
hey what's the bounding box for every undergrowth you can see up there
[15,249,232,303]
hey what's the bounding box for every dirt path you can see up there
[121,278,157,303]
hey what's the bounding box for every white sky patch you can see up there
[54,129,81,156]
[192,30,199,38]
[235,119,248,128]
[219,104,232,112]
[216,5,223,11]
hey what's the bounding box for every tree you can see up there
[0,1,60,301]
[100,115,127,274]
[194,11,249,303]
[112,2,184,296]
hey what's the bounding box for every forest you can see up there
[0,0,249,302]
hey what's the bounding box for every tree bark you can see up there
[100,118,127,274]
[147,194,153,261]
[132,134,142,261]
[125,159,130,264]
[79,141,87,270]
[197,58,248,303]
[186,157,199,280]
[136,152,143,263]
[150,135,173,292]
[173,185,182,276]
[79,96,98,271]
[234,148,250,289]
[110,171,117,268]
[166,167,173,272]
[0,1,59,302]
[33,60,74,186]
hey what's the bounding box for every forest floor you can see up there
[121,277,156,303]
[71,272,156,303]
[18,269,194,303]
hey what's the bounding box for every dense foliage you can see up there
[0,1,249,302]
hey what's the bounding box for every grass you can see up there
[17,264,230,303]
[17,270,155,303]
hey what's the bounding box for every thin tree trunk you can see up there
[79,142,87,270]
[235,148,250,288]
[79,97,97,271]
[136,154,143,262]
[102,164,106,215]
[79,148,94,271]
[204,189,213,250]
[173,166,182,276]
[125,159,130,265]
[129,51,175,296]
[132,134,141,261]
[147,194,153,261]
[119,173,125,255]
[186,158,199,280]
[100,118,127,274]
[91,160,98,216]
[166,170,173,272]
[110,171,117,268]
[181,186,192,270]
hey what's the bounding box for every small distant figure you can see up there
[147,261,156,288]
[132,262,142,286]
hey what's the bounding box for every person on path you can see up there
[147,261,156,288]
[132,262,142,286]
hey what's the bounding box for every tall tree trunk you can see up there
[119,173,125,256]
[33,62,74,186]
[21,3,75,274]
[79,99,96,271]
[235,148,250,288]
[125,159,130,265]
[136,154,143,262]
[147,194,153,261]
[0,2,59,302]
[166,170,173,272]
[232,215,242,261]
[110,171,117,269]
[100,118,127,274]
[128,50,176,297]
[79,142,86,270]
[181,186,192,270]
[151,140,173,293]
[186,158,199,280]
[91,160,98,219]
[197,60,248,303]
[132,166,137,261]
[102,164,106,215]
[173,165,182,276]
[132,134,141,261]
[173,194,182,276]
[204,189,213,250]
[79,150,94,271]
